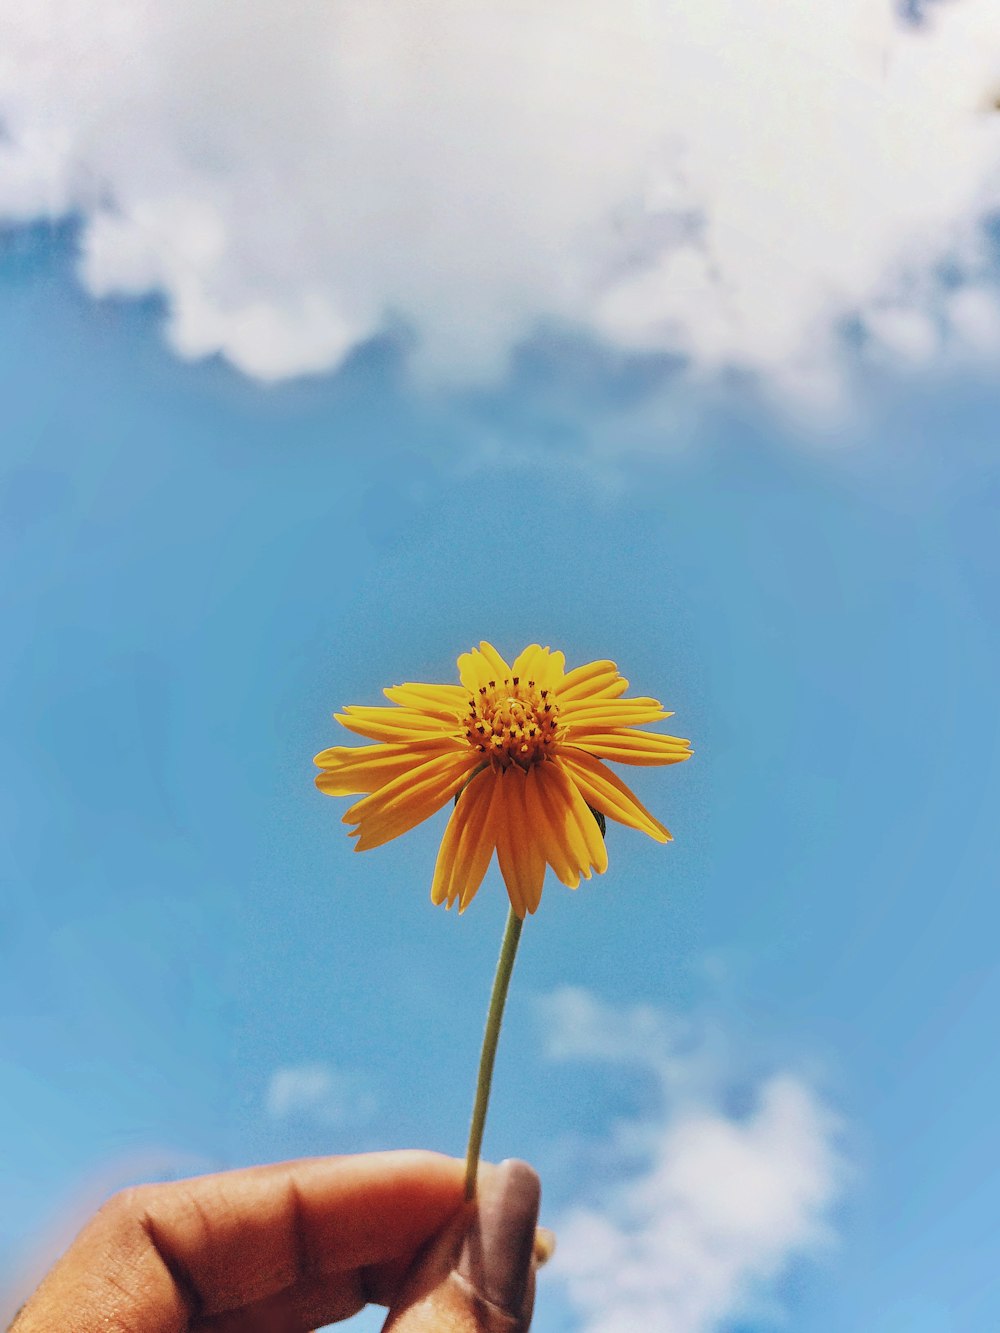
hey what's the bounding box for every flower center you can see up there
[464,673,560,769]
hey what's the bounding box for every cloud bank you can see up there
[540,987,846,1333]
[2,2,1000,400]
[265,1062,377,1128]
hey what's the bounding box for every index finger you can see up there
[16,1151,467,1333]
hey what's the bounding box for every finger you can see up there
[383,1160,541,1333]
[13,1151,466,1333]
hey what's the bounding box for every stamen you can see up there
[463,676,561,771]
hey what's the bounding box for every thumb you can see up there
[382,1160,542,1332]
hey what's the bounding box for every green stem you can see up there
[464,905,524,1199]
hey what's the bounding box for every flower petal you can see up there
[314,746,456,794]
[344,751,477,850]
[457,641,513,693]
[524,763,582,888]
[560,748,672,842]
[430,768,501,912]
[511,644,545,681]
[314,738,463,795]
[573,728,693,766]
[556,659,629,702]
[561,696,671,728]
[541,759,609,881]
[511,644,566,692]
[495,766,547,917]
[382,682,468,721]
[335,705,462,743]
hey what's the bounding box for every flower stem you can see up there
[464,905,524,1200]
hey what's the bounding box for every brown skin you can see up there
[10,1152,538,1333]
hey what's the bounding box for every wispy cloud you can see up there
[265,1063,377,1129]
[539,987,847,1333]
[1,3,1000,406]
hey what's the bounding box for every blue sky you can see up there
[3,220,1000,1332]
[3,6,1000,1331]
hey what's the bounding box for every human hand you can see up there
[10,1151,545,1332]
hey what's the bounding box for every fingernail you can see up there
[456,1159,541,1316]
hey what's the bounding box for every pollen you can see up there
[464,676,560,768]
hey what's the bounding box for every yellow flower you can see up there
[314,641,692,917]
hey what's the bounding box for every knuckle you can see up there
[94,1183,154,1234]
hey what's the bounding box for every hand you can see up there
[10,1151,545,1332]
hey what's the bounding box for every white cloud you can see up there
[265,1062,377,1128]
[541,984,677,1066]
[539,987,847,1333]
[1,2,1000,403]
